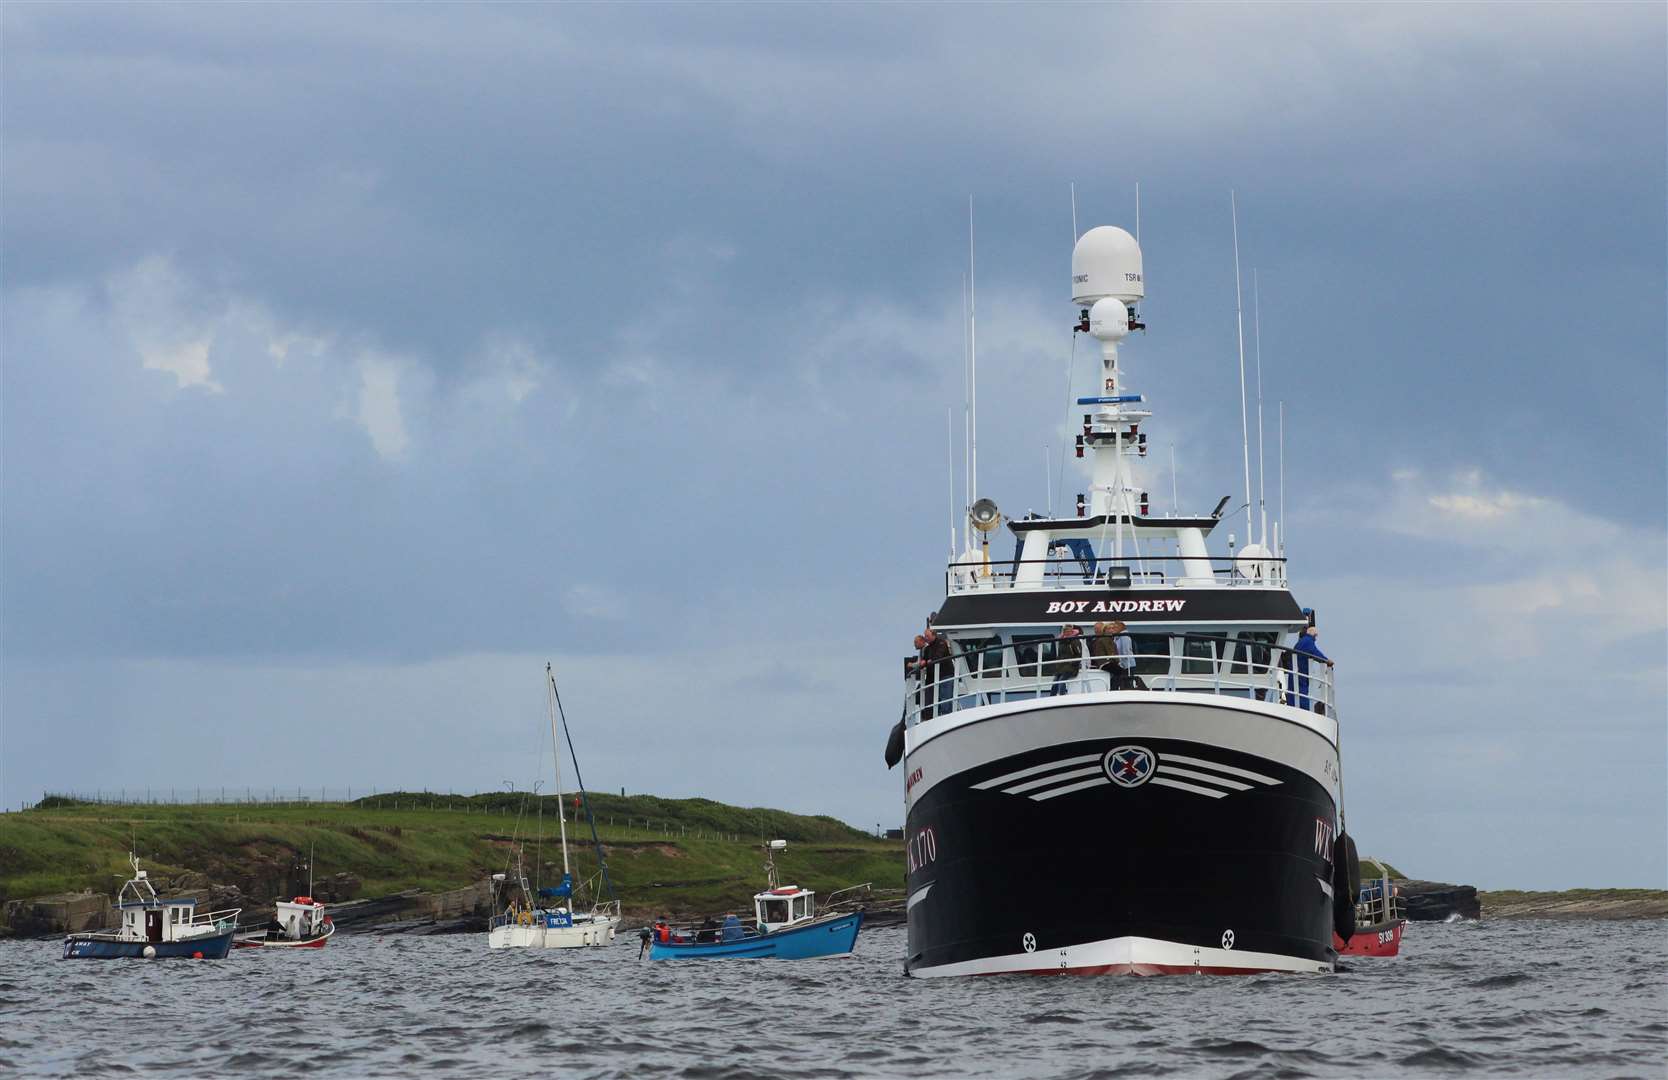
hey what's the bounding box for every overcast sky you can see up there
[3,4,1663,889]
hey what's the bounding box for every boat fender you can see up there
[1331,832,1360,944]
[192,951,204,959]
[884,719,905,769]
[142,945,157,959]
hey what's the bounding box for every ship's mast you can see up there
[546,662,570,880]
[1071,226,1147,560]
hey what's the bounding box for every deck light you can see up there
[1107,566,1132,588]
[1076,494,1086,518]
[1075,435,1085,459]
[1140,492,1150,516]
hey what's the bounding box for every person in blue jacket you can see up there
[1291,626,1333,712]
[721,912,743,942]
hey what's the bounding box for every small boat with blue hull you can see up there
[645,841,868,962]
[648,909,862,960]
[63,855,240,960]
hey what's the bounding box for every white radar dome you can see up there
[1071,226,1144,306]
[1088,297,1128,343]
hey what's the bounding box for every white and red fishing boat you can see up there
[1334,873,1406,957]
[235,894,334,949]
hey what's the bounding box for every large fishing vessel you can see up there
[895,223,1357,977]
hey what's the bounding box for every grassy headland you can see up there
[0,792,903,926]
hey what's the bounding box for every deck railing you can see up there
[903,631,1335,728]
[946,554,1288,593]
[187,907,243,933]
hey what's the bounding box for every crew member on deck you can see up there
[1089,621,1116,688]
[1291,626,1333,713]
[1046,624,1084,695]
[1109,620,1142,690]
[920,628,953,719]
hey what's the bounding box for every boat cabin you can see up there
[117,895,202,944]
[274,896,326,940]
[754,885,815,933]
[113,864,233,943]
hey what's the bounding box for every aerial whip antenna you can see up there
[1278,400,1287,555]
[1134,181,1141,245]
[968,196,979,506]
[1044,445,1053,517]
[962,273,970,525]
[1254,268,1267,548]
[1230,191,1253,544]
[947,407,956,558]
[1170,442,1179,515]
[1057,182,1081,513]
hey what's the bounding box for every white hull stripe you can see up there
[1004,765,1103,795]
[910,933,1331,978]
[1156,764,1251,790]
[1031,776,1112,801]
[972,754,1100,790]
[975,748,1286,803]
[1162,753,1280,786]
[1149,776,1227,798]
[907,884,934,910]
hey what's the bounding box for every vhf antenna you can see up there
[967,195,979,507]
[1230,191,1253,544]
[1254,268,1267,548]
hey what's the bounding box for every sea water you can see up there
[2,920,1663,1078]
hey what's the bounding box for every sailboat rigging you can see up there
[486,664,622,950]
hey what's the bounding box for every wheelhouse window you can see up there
[761,899,788,923]
[959,636,1003,678]
[1011,634,1054,677]
[1182,636,1218,675]
[1230,632,1277,675]
[1130,634,1171,677]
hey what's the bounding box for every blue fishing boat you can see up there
[644,841,866,961]
[63,855,241,960]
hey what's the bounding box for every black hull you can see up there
[903,695,1339,976]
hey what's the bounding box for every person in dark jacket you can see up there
[920,628,954,719]
[1291,626,1333,712]
[1045,624,1084,695]
[1088,621,1117,689]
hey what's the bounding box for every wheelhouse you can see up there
[754,886,815,933]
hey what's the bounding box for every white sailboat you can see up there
[487,664,622,950]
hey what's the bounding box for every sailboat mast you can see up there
[546,662,570,878]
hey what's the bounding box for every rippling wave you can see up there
[2,920,1663,1077]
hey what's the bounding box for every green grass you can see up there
[1358,858,1406,880]
[0,793,903,922]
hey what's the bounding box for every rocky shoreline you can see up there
[4,866,1660,940]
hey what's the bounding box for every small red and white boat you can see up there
[1334,875,1406,957]
[235,895,335,949]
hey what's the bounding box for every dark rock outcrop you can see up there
[2,892,111,936]
[1396,879,1481,921]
